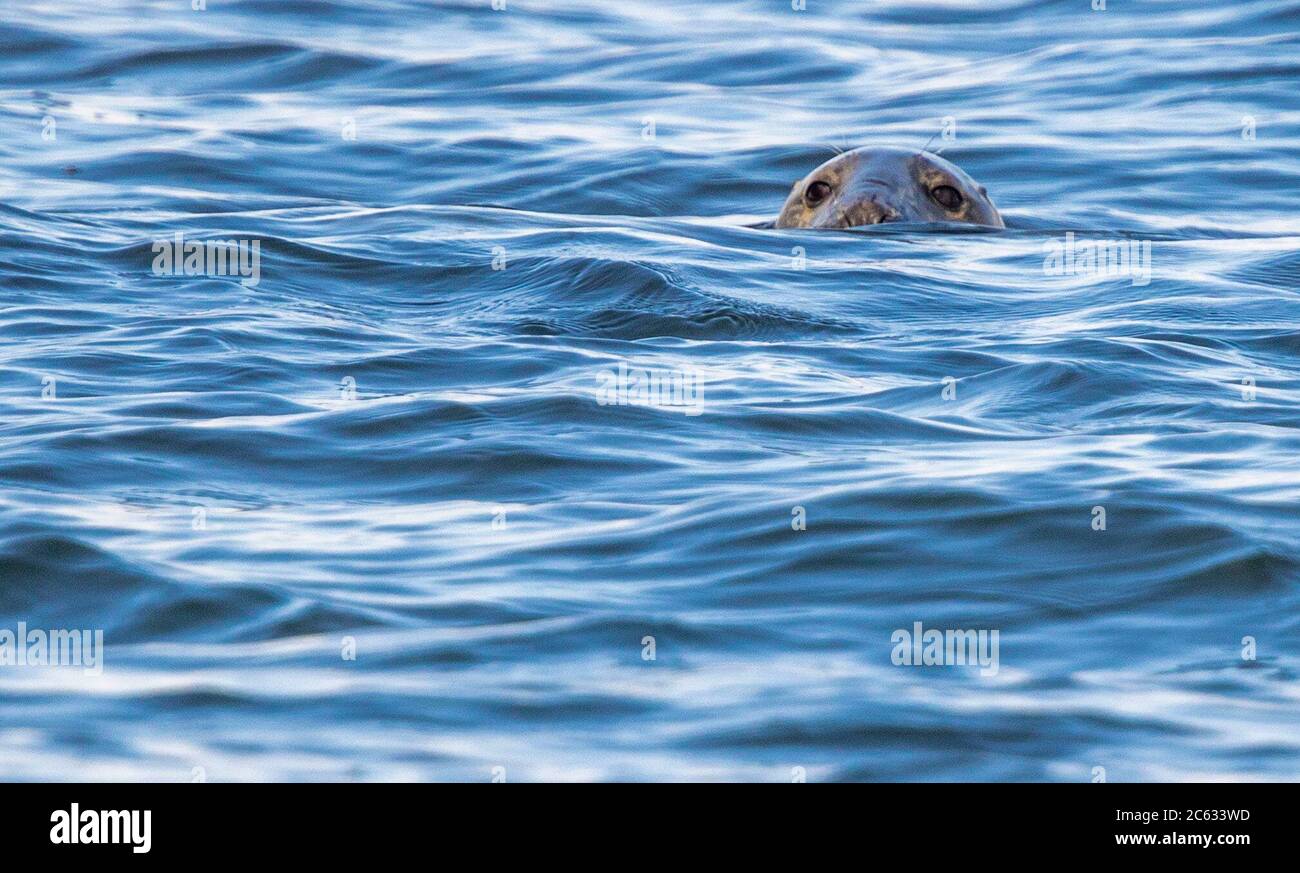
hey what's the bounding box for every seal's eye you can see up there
[804,180,832,207]
[930,185,963,210]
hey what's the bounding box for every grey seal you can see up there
[775,145,1004,229]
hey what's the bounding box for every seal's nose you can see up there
[837,190,900,227]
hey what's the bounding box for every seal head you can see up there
[775,145,1004,229]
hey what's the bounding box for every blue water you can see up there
[2,0,1298,782]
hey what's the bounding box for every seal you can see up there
[775,145,1004,229]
